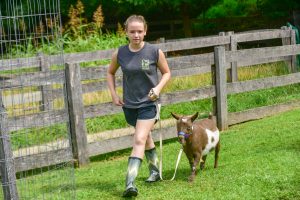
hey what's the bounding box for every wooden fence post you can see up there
[159,37,167,57]
[281,26,297,73]
[290,29,298,72]
[212,32,226,117]
[219,31,238,82]
[211,64,217,116]
[0,93,19,200]
[227,31,238,82]
[37,52,52,111]
[65,63,89,167]
[218,32,226,41]
[214,46,228,130]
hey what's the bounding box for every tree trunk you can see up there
[180,3,192,38]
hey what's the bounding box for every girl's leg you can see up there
[123,119,155,197]
[130,119,155,158]
[122,157,142,197]
[144,132,160,182]
[145,132,155,150]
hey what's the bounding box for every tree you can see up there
[258,0,300,30]
[113,0,221,37]
[204,0,258,19]
[257,0,300,17]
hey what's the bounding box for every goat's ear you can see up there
[191,112,198,122]
[171,112,180,120]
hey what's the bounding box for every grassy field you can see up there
[8,108,299,199]
[69,109,300,200]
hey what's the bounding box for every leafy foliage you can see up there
[204,0,257,18]
[113,0,222,36]
[257,0,300,17]
[113,0,221,19]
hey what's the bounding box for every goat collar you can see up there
[178,125,194,139]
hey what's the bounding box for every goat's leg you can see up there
[188,152,201,182]
[186,153,194,170]
[200,155,207,170]
[214,141,220,168]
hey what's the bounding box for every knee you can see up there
[134,135,147,146]
[146,134,153,143]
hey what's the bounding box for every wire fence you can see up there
[0,0,75,199]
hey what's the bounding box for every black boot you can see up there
[145,148,160,183]
[122,157,142,197]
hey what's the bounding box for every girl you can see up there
[107,15,171,197]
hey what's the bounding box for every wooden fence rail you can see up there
[4,43,300,132]
[0,28,299,175]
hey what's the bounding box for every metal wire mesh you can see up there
[0,0,75,199]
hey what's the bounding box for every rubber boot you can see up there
[145,148,160,183]
[122,157,142,197]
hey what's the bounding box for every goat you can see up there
[171,112,220,182]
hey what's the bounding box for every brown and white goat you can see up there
[171,112,220,182]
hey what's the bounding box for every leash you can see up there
[156,103,183,181]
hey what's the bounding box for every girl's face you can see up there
[126,21,146,45]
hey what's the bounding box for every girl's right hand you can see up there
[112,95,124,106]
[148,88,159,101]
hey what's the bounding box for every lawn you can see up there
[72,109,300,200]
[3,101,299,200]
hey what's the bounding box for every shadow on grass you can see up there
[89,138,179,163]
[39,179,123,199]
[90,148,132,162]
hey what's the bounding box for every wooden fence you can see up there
[0,27,300,178]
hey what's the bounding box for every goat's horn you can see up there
[191,112,199,122]
[171,112,181,120]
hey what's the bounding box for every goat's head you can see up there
[171,112,198,145]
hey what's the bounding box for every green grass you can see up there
[2,33,127,60]
[73,109,300,200]
[228,83,300,112]
[12,109,299,199]
[10,123,68,150]
[9,163,76,200]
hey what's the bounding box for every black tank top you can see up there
[117,42,159,108]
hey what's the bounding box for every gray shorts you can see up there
[122,105,157,127]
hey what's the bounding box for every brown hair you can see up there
[124,15,147,31]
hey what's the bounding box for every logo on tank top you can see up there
[141,59,150,70]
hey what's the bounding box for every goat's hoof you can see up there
[200,164,205,170]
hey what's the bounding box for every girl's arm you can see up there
[152,49,171,96]
[107,50,124,106]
